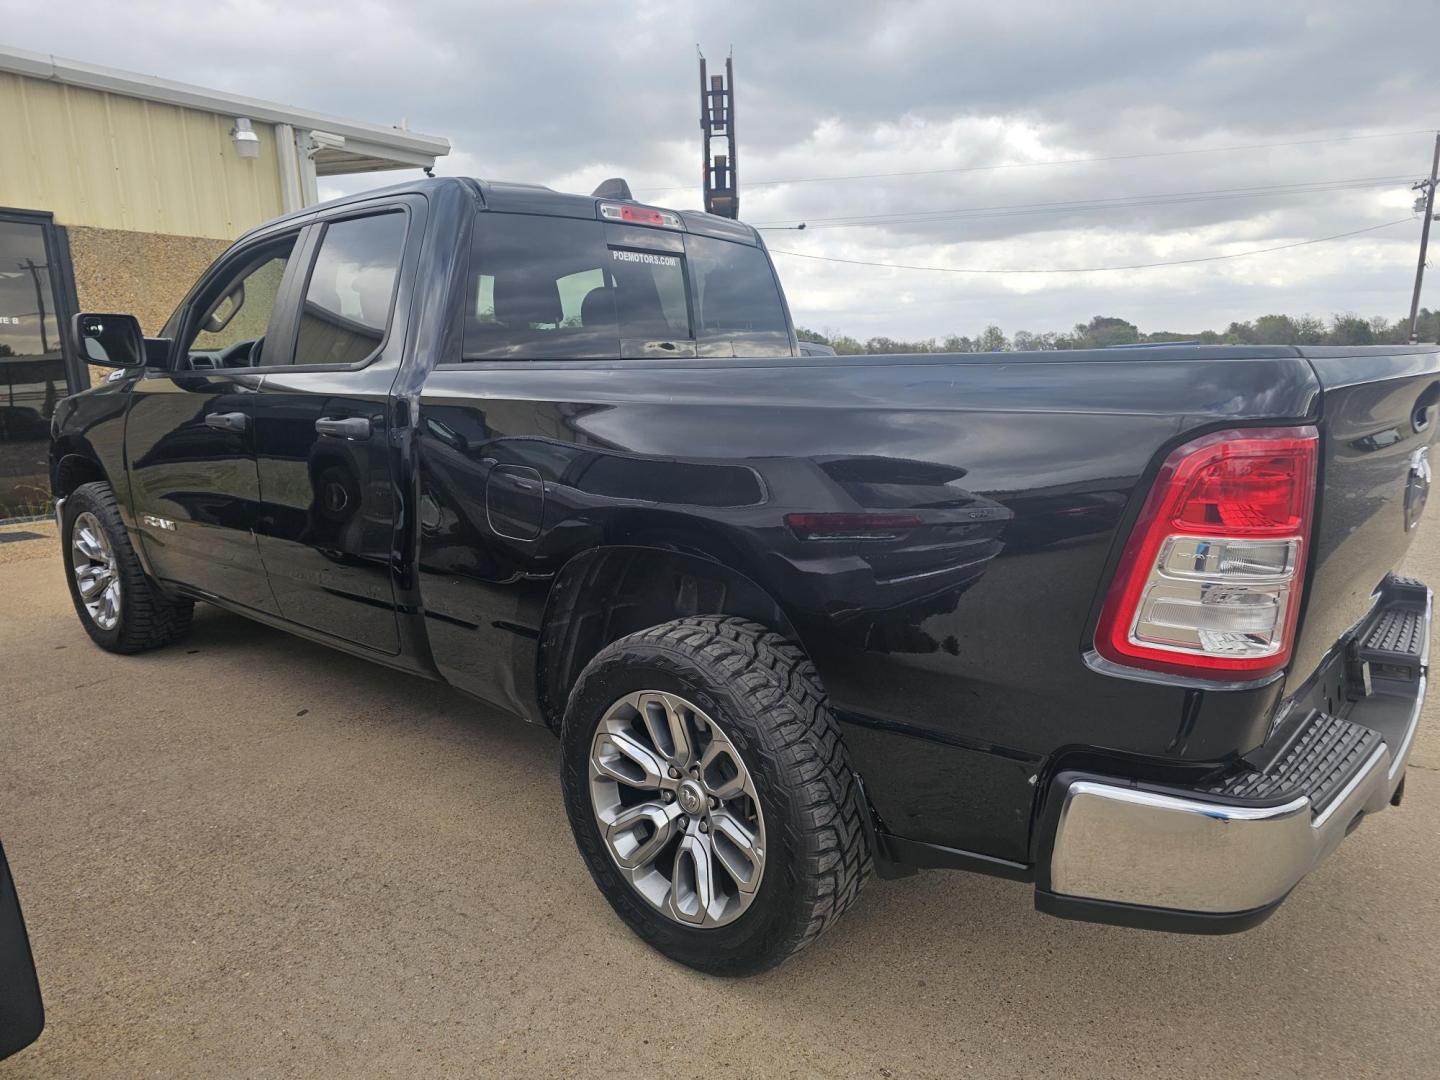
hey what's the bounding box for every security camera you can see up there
[307,130,347,152]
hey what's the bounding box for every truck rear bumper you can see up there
[1036,578,1428,933]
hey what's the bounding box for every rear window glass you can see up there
[463,214,694,361]
[685,233,791,357]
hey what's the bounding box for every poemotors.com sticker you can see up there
[612,250,679,267]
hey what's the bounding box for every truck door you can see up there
[127,229,305,612]
[249,202,418,654]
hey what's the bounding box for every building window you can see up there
[0,213,79,520]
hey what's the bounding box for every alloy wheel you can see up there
[71,511,122,631]
[589,690,766,928]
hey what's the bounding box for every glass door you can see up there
[0,213,80,520]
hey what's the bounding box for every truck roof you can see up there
[242,175,762,246]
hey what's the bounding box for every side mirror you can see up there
[0,841,44,1060]
[72,313,146,369]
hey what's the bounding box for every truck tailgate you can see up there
[1289,346,1440,683]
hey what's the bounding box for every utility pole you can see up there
[1408,133,1440,343]
[20,259,50,355]
[699,48,738,218]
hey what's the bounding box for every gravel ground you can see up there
[1,518,1437,1079]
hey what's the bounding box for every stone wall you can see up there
[66,225,229,384]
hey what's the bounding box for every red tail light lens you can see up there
[1094,426,1318,679]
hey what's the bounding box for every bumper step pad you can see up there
[1357,607,1426,670]
[1203,711,1381,815]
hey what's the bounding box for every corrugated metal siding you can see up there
[0,71,285,239]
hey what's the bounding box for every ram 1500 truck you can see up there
[52,177,1434,974]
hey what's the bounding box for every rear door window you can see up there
[685,233,792,357]
[291,211,408,367]
[463,213,696,361]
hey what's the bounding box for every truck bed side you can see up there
[414,346,1322,864]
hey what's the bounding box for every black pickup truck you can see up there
[51,176,1433,974]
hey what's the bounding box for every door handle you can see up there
[315,416,371,440]
[204,411,248,432]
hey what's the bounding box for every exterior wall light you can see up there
[231,117,261,159]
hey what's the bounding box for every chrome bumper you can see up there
[1041,586,1428,928]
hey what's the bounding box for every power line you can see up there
[755,174,1412,231]
[637,127,1437,195]
[768,217,1416,275]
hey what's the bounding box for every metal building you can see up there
[0,43,449,520]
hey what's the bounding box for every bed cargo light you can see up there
[1095,426,1318,679]
[598,202,683,229]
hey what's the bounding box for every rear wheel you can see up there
[61,482,193,653]
[560,616,870,975]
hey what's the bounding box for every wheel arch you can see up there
[536,544,808,732]
[50,448,109,501]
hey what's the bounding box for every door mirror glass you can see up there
[71,313,145,368]
[201,284,245,334]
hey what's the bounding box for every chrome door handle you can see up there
[204,411,247,432]
[315,417,371,440]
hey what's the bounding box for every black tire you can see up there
[560,616,871,975]
[61,482,194,654]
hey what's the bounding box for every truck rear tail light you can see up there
[1094,426,1318,679]
[598,203,683,229]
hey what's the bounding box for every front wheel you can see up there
[61,482,193,653]
[560,616,870,975]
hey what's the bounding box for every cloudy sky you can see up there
[6,0,1440,340]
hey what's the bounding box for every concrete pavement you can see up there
[1,519,1437,1079]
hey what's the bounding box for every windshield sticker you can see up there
[612,249,680,267]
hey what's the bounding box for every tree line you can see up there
[797,309,1440,354]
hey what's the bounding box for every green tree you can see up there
[1223,320,1257,344]
[1293,315,1327,345]
[978,325,1009,352]
[1327,314,1374,346]
[1070,316,1140,348]
[1251,314,1297,345]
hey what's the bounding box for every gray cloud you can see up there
[4,0,1438,338]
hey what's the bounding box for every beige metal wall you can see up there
[0,71,285,239]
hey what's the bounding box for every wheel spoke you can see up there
[638,692,694,768]
[710,811,763,893]
[77,567,111,599]
[700,741,747,800]
[592,728,668,790]
[668,832,718,925]
[101,581,121,624]
[79,526,109,562]
[602,800,680,870]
